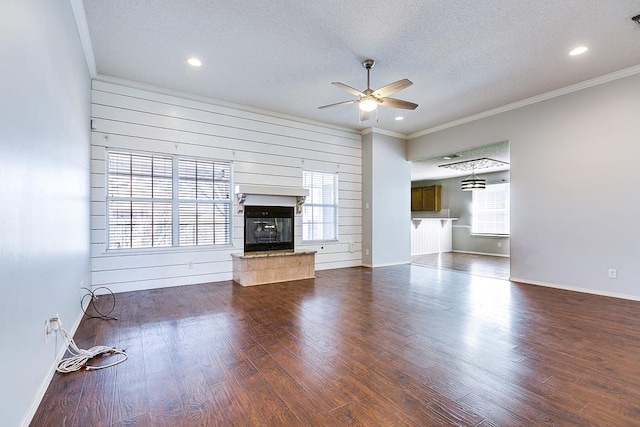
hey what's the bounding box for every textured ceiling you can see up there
[82,0,640,135]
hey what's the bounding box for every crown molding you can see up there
[408,64,640,139]
[360,127,408,139]
[69,0,97,78]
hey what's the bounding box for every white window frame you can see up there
[106,150,232,250]
[471,182,510,236]
[302,170,338,242]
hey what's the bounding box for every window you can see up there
[106,150,231,249]
[178,158,231,246]
[302,171,338,241]
[471,183,510,235]
[107,152,173,249]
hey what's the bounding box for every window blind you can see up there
[471,183,510,235]
[106,151,231,249]
[178,158,231,246]
[302,171,338,241]
[107,152,173,249]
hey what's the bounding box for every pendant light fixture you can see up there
[460,169,486,191]
[438,157,508,191]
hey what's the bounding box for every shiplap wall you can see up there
[90,80,362,293]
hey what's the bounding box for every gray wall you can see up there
[413,171,510,256]
[0,0,91,425]
[408,71,640,300]
[363,131,411,267]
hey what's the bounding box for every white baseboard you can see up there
[510,277,640,302]
[452,250,510,258]
[371,261,411,268]
[21,306,87,427]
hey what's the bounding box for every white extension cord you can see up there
[53,318,128,373]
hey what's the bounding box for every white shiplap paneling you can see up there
[91,81,362,292]
[410,219,453,255]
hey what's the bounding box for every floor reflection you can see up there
[412,252,510,280]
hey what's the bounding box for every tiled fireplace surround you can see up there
[232,185,316,287]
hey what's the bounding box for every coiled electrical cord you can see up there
[81,286,118,320]
[56,318,128,373]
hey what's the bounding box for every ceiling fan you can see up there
[318,59,418,121]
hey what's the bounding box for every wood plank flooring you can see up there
[31,265,640,426]
[412,252,510,280]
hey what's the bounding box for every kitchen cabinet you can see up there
[411,185,441,211]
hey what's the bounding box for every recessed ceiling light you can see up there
[569,46,588,56]
[187,57,202,67]
[395,116,404,121]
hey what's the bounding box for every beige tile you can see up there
[256,269,276,284]
[240,271,257,286]
[233,252,316,286]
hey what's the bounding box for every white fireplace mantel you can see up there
[235,184,308,214]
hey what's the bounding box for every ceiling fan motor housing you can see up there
[362,59,375,69]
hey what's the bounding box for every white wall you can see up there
[408,71,640,300]
[90,79,362,293]
[362,131,411,267]
[0,0,91,425]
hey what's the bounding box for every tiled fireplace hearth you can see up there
[231,251,316,286]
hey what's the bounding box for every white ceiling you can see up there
[81,0,640,135]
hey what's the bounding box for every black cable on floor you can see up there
[81,286,118,320]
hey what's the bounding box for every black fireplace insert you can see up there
[244,205,294,253]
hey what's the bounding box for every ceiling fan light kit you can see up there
[359,98,378,112]
[319,59,418,118]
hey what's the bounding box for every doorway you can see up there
[409,141,510,281]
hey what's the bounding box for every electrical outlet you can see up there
[497,242,502,248]
[45,314,60,335]
[188,262,193,269]
[365,249,370,256]
[608,269,617,279]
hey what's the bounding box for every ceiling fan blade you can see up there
[318,99,359,109]
[332,82,366,97]
[372,79,413,98]
[379,97,418,110]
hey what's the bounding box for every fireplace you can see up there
[244,205,294,253]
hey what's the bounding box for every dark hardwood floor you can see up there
[32,266,640,426]
[412,252,510,280]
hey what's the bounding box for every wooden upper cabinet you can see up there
[411,185,441,211]
[411,188,424,211]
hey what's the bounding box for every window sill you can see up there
[103,244,236,256]
[470,234,510,238]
